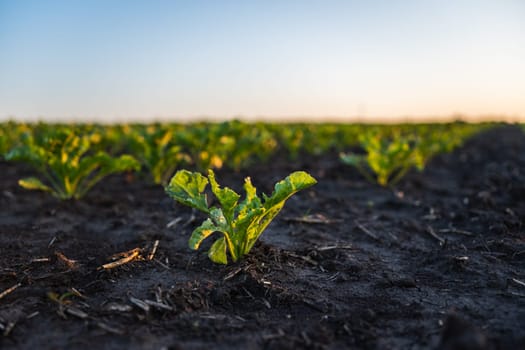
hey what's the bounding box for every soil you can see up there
[1,125,524,350]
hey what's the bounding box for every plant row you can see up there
[0,120,494,264]
[1,120,492,199]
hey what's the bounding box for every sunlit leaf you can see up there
[166,169,316,264]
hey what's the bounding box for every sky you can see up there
[0,0,524,122]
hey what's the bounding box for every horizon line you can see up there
[1,113,524,125]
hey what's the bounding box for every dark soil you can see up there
[1,125,524,350]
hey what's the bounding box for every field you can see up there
[1,122,524,349]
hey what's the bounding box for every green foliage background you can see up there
[1,120,496,192]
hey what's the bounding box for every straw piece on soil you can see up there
[110,247,142,259]
[153,258,170,270]
[355,221,380,241]
[1,321,16,336]
[284,214,342,224]
[512,250,525,259]
[0,283,21,300]
[223,267,244,281]
[262,329,285,340]
[155,286,163,303]
[48,236,57,248]
[2,190,15,199]
[129,296,150,312]
[166,217,183,228]
[55,251,79,269]
[316,244,353,251]
[26,312,40,319]
[99,248,142,270]
[69,287,87,299]
[105,303,133,312]
[183,212,197,227]
[148,240,160,260]
[426,225,446,245]
[287,252,318,266]
[96,321,125,335]
[511,278,525,288]
[144,299,173,311]
[439,227,474,236]
[65,306,88,319]
[261,298,271,309]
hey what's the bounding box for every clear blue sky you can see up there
[1,0,524,122]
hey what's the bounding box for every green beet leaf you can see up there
[18,177,53,193]
[165,169,210,212]
[166,169,317,264]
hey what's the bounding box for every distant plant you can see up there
[340,129,423,187]
[222,120,277,170]
[166,169,317,264]
[340,123,491,187]
[125,124,190,185]
[5,128,140,199]
[269,123,363,158]
[0,122,31,159]
[0,125,8,158]
[270,125,305,159]
[175,123,236,172]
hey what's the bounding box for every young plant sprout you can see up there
[166,169,317,264]
[125,124,189,185]
[6,128,140,199]
[340,130,423,187]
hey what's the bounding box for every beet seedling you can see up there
[125,125,190,185]
[6,128,140,199]
[166,169,317,264]
[340,130,422,187]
